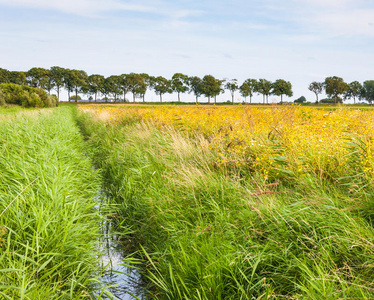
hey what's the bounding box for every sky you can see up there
[0,0,373,102]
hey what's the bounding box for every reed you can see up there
[0,107,104,299]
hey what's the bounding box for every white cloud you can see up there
[315,9,374,37]
[0,0,152,16]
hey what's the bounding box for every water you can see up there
[96,196,145,300]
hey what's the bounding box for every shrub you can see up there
[319,98,334,103]
[0,83,57,107]
[69,95,81,101]
[0,90,5,106]
[294,96,306,103]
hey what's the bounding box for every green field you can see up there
[2,104,374,299]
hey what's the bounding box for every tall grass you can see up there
[77,108,374,299]
[0,107,104,299]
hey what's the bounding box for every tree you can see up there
[106,75,122,102]
[126,73,146,102]
[8,71,27,85]
[214,79,224,104]
[88,74,105,102]
[152,76,171,102]
[257,79,272,104]
[171,73,189,102]
[138,73,150,102]
[0,68,9,84]
[294,96,307,103]
[225,79,238,103]
[243,79,258,103]
[345,81,363,104]
[200,75,221,104]
[40,69,54,94]
[308,82,323,104]
[120,74,131,102]
[272,79,293,104]
[324,76,348,105]
[363,80,374,104]
[100,78,111,102]
[69,69,88,103]
[63,69,74,101]
[188,76,202,103]
[27,67,50,88]
[50,66,66,101]
[239,82,251,102]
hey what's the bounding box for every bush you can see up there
[0,90,5,106]
[320,97,343,104]
[294,96,306,103]
[319,98,334,103]
[69,95,81,101]
[0,83,57,108]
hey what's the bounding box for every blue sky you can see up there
[1,0,373,102]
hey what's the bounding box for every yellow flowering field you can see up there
[79,104,374,183]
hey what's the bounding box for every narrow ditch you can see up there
[96,194,146,300]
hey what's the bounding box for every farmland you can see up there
[76,104,374,299]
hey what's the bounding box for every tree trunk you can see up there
[232,92,234,103]
[250,95,252,104]
[57,88,60,101]
[281,94,283,105]
[178,92,180,102]
[263,94,265,104]
[114,94,117,103]
[214,96,217,104]
[143,94,145,102]
[196,96,198,104]
[68,91,70,102]
[160,94,162,102]
[95,92,97,102]
[75,89,78,103]
[208,96,211,104]
[316,93,318,104]
[133,93,136,103]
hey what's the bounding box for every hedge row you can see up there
[0,83,58,107]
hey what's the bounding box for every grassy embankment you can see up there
[0,107,106,299]
[77,105,374,299]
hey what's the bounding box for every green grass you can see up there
[77,110,374,299]
[0,104,37,115]
[0,107,106,299]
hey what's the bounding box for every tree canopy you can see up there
[272,79,293,104]
[171,73,189,102]
[225,79,238,103]
[308,82,323,103]
[324,76,348,104]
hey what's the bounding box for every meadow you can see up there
[2,103,374,299]
[77,104,374,299]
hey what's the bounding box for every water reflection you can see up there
[96,194,145,300]
[99,232,145,300]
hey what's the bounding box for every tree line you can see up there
[0,67,293,104]
[1,67,372,104]
[308,76,374,104]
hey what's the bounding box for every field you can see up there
[1,104,374,299]
[77,104,374,299]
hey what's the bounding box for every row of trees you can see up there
[308,76,374,104]
[0,67,293,103]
